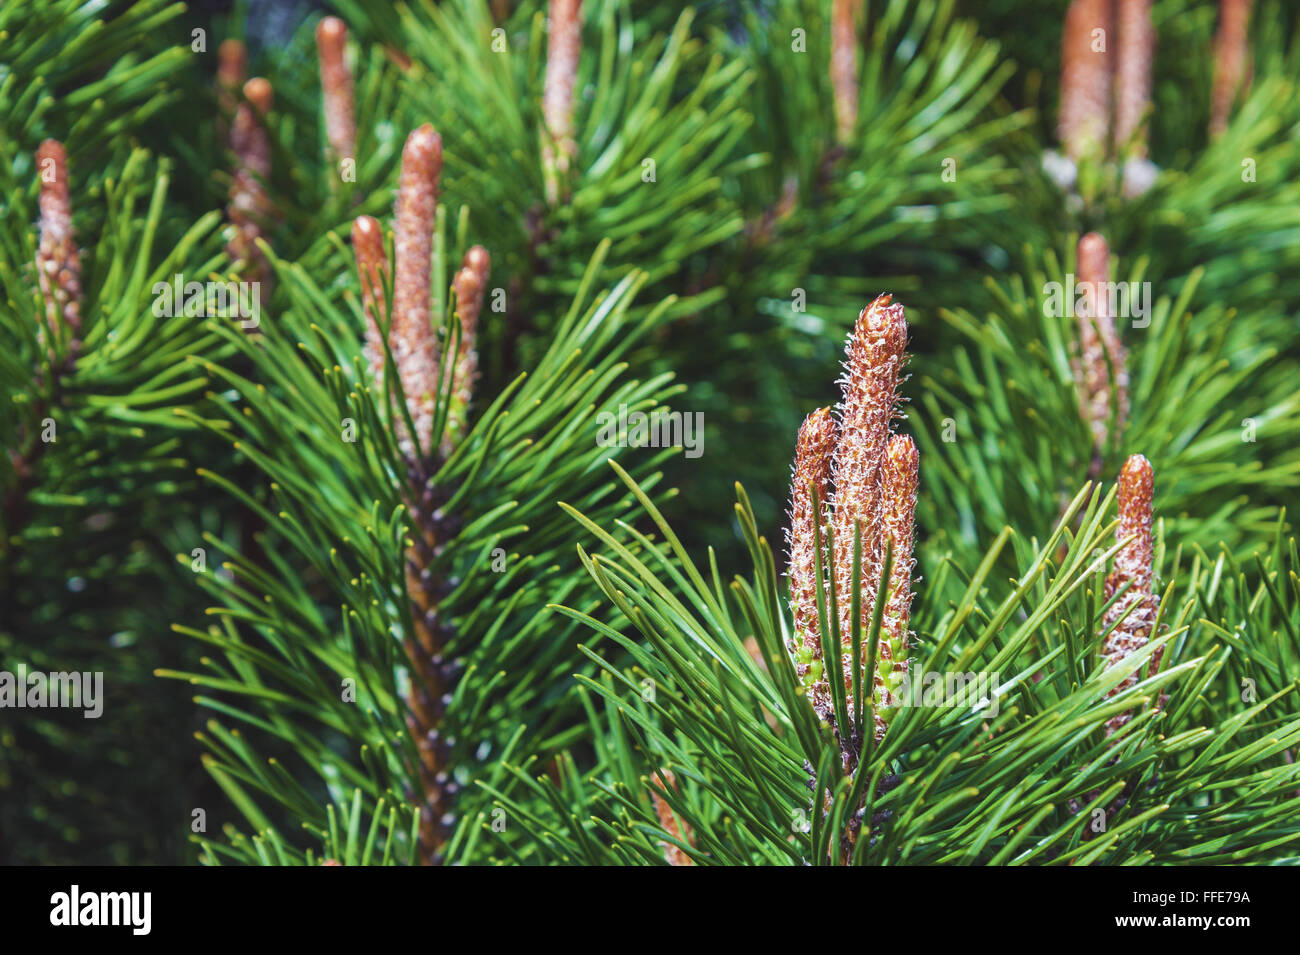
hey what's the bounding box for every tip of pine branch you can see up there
[1077,231,1109,275]
[316,15,347,47]
[463,244,490,274]
[1119,453,1153,502]
[217,39,247,84]
[856,292,907,345]
[352,214,384,251]
[885,433,919,474]
[36,139,68,196]
[243,77,273,114]
[402,124,443,185]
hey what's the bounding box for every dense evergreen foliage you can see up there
[2,0,1297,865]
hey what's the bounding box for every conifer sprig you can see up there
[918,236,1300,570]
[385,0,757,337]
[497,450,1300,864]
[169,170,682,862]
[1,132,229,861]
[5,0,1298,872]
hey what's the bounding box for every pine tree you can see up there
[2,0,1298,869]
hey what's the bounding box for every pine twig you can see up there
[375,124,464,864]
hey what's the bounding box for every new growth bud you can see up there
[1072,232,1128,457]
[390,124,444,458]
[1210,0,1253,139]
[1114,0,1154,160]
[35,140,82,349]
[352,215,390,386]
[1102,454,1161,734]
[442,246,491,457]
[878,433,919,739]
[785,294,916,752]
[787,406,838,723]
[542,0,582,205]
[830,0,861,145]
[649,769,696,866]
[1059,0,1113,163]
[216,39,247,133]
[316,17,357,167]
[227,77,275,288]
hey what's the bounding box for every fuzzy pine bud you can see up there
[830,294,907,685]
[830,0,860,145]
[1073,232,1128,453]
[316,17,357,169]
[542,0,581,205]
[442,246,491,457]
[227,77,274,288]
[649,769,695,866]
[786,406,838,723]
[352,215,390,386]
[784,295,913,752]
[35,140,82,347]
[1102,454,1160,734]
[1113,0,1154,160]
[1059,0,1113,163]
[216,39,247,136]
[1210,0,1253,139]
[390,124,444,459]
[877,434,918,735]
